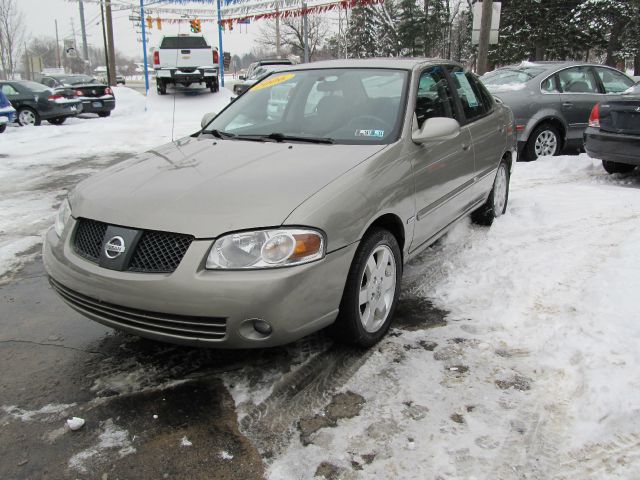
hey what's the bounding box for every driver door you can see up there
[409,66,475,253]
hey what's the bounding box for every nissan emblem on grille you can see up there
[104,236,126,259]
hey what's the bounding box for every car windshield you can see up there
[57,75,96,85]
[482,67,545,86]
[205,68,408,145]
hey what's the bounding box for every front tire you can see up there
[602,160,635,174]
[331,228,402,347]
[47,117,66,125]
[17,107,41,126]
[472,160,510,226]
[524,123,561,160]
[98,111,111,118]
[0,124,6,133]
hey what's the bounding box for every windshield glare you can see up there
[206,68,408,145]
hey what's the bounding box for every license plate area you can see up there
[92,101,102,108]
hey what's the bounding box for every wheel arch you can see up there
[527,116,567,149]
[361,213,406,261]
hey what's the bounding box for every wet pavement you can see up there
[0,252,446,479]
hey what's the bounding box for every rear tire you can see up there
[471,160,510,226]
[47,117,66,125]
[524,123,561,161]
[602,160,635,174]
[98,111,111,118]
[331,228,402,347]
[212,78,219,93]
[0,124,6,133]
[156,80,167,95]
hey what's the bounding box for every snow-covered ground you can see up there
[2,86,640,478]
[0,85,233,279]
[268,159,640,479]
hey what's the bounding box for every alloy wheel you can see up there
[493,164,508,216]
[358,245,397,333]
[534,130,558,157]
[18,109,36,126]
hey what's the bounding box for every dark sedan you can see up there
[41,74,115,117]
[584,83,640,174]
[0,80,81,126]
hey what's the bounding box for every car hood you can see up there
[70,135,386,238]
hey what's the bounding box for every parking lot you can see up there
[2,83,640,479]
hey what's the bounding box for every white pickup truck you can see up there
[153,35,219,95]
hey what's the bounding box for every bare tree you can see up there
[257,14,329,61]
[0,0,25,79]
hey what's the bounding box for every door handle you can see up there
[462,144,470,151]
[562,102,573,108]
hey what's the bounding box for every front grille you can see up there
[49,278,227,341]
[129,231,193,273]
[73,218,193,273]
[74,218,108,262]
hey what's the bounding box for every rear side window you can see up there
[541,75,560,93]
[557,67,599,93]
[1,84,19,96]
[160,37,209,49]
[595,67,634,93]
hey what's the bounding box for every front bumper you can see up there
[43,220,357,348]
[584,128,640,166]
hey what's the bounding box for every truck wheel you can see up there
[211,78,219,93]
[156,80,167,95]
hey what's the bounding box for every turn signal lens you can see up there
[588,103,600,128]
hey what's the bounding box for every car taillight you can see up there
[47,94,64,101]
[588,103,600,128]
[213,49,219,64]
[75,90,83,97]
[104,87,113,95]
[153,51,160,65]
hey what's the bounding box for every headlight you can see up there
[206,228,325,269]
[54,198,71,237]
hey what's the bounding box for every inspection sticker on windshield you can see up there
[252,73,296,91]
[355,129,385,138]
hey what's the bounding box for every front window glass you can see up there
[557,67,599,93]
[205,68,408,145]
[415,66,456,129]
[595,68,634,93]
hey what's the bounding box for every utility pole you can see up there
[139,0,149,95]
[55,20,62,68]
[100,1,111,83]
[302,2,309,63]
[24,42,31,80]
[216,0,225,87]
[104,0,117,85]
[275,3,281,57]
[477,0,493,75]
[78,0,90,69]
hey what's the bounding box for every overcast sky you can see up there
[19,0,258,61]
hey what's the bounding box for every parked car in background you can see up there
[45,59,516,349]
[0,80,81,126]
[116,75,126,85]
[153,35,219,95]
[0,89,16,133]
[40,74,115,118]
[584,82,640,174]
[233,65,287,96]
[242,58,294,80]
[481,61,635,160]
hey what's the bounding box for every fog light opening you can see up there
[253,319,272,336]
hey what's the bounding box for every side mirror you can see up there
[238,75,246,81]
[201,111,217,129]
[412,117,461,144]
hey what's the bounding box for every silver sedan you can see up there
[44,59,516,348]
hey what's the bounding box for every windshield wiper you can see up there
[261,132,335,144]
[203,129,236,140]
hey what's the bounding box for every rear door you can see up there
[558,66,601,141]
[409,65,476,252]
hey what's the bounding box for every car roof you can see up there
[276,57,461,72]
